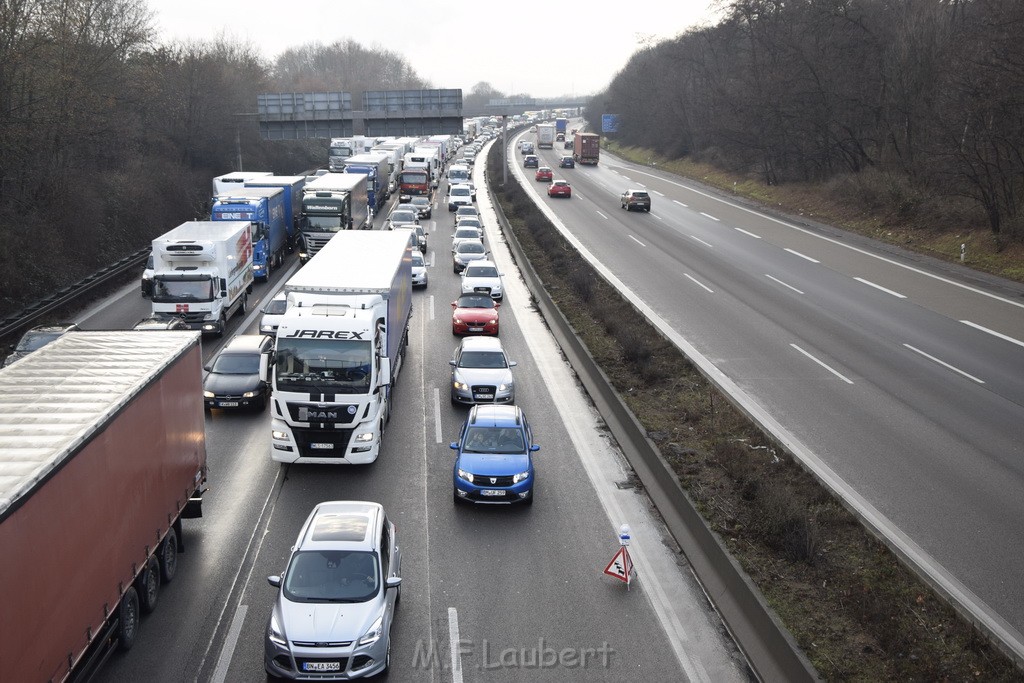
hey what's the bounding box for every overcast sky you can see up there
[150,1,720,98]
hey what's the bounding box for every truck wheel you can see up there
[239,295,248,316]
[117,586,141,651]
[159,527,179,584]
[138,555,161,614]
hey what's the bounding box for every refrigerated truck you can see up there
[0,330,207,683]
[150,220,254,336]
[269,229,413,465]
[211,171,271,198]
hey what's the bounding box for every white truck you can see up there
[269,229,414,465]
[405,148,440,188]
[328,137,370,171]
[299,173,370,264]
[536,123,555,149]
[370,145,404,194]
[150,221,254,336]
[211,171,271,198]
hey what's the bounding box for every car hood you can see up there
[462,276,501,290]
[277,597,379,643]
[204,372,260,394]
[458,452,530,476]
[453,307,497,322]
[453,367,512,386]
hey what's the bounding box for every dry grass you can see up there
[486,151,1021,681]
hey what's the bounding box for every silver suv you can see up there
[265,501,401,680]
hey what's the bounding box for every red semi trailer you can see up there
[573,132,600,165]
[0,331,208,682]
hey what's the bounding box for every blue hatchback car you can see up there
[450,405,539,505]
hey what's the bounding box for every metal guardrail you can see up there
[487,167,819,682]
[0,248,149,342]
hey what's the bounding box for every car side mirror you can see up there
[267,575,282,588]
[508,360,517,367]
[203,364,212,372]
[530,444,540,452]
[449,360,456,367]
[450,442,459,450]
[386,576,402,589]
[451,301,458,307]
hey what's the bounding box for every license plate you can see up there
[475,394,493,399]
[218,401,238,407]
[481,489,506,497]
[310,443,334,450]
[302,661,341,672]
[468,327,483,332]
[474,287,490,293]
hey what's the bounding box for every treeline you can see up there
[0,1,427,317]
[588,0,1024,243]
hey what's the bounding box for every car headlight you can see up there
[203,390,215,398]
[269,613,287,647]
[355,432,374,443]
[242,390,258,398]
[457,468,475,483]
[453,316,463,324]
[486,319,497,326]
[453,381,468,391]
[498,382,513,392]
[512,470,531,484]
[358,614,384,646]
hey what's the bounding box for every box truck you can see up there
[243,175,306,251]
[536,123,555,149]
[211,187,288,281]
[342,152,392,213]
[269,229,414,465]
[0,331,207,683]
[573,132,600,165]
[150,221,254,336]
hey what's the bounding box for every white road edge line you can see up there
[961,320,1024,349]
[699,212,720,222]
[765,274,804,295]
[854,277,906,299]
[673,199,688,207]
[448,607,464,683]
[684,274,714,293]
[596,210,609,220]
[784,248,820,263]
[734,227,761,239]
[653,214,662,220]
[627,166,1024,310]
[629,235,646,247]
[433,388,442,444]
[210,605,247,683]
[689,235,714,248]
[653,190,665,196]
[790,344,854,384]
[903,344,985,384]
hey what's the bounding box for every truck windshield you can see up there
[304,215,345,232]
[275,337,373,394]
[152,277,215,302]
[329,148,353,158]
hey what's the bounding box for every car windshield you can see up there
[390,211,417,223]
[283,550,379,603]
[465,265,498,278]
[456,295,494,309]
[462,426,525,453]
[451,187,470,197]
[264,299,287,315]
[16,331,64,352]
[457,242,484,255]
[211,352,260,374]
[456,207,478,216]
[457,219,481,230]
[411,252,425,266]
[411,197,429,206]
[458,350,507,368]
[455,229,479,240]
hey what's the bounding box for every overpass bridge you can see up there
[463,97,591,118]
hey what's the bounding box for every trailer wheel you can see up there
[117,586,141,651]
[159,527,179,584]
[138,555,161,614]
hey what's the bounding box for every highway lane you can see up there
[520,129,1024,648]
[82,159,749,682]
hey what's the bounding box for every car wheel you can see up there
[137,555,161,614]
[117,586,141,651]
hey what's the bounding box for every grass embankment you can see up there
[604,141,1024,284]
[485,150,1020,680]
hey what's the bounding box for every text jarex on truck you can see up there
[268,229,414,465]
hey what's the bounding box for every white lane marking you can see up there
[855,277,907,299]
[418,298,435,681]
[700,212,720,222]
[210,605,247,683]
[790,344,854,384]
[903,344,985,384]
[653,190,665,196]
[685,273,714,293]
[673,200,688,207]
[653,214,663,221]
[428,250,434,267]
[785,248,819,263]
[689,235,714,248]
[627,166,1024,310]
[629,235,646,247]
[734,227,761,239]
[596,210,609,220]
[429,295,435,321]
[433,388,442,443]
[961,320,1024,349]
[448,608,464,683]
[575,191,585,200]
[765,274,804,295]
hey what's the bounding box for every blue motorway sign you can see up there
[601,114,620,133]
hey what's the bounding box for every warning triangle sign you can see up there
[603,546,633,583]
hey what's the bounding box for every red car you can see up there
[535,166,553,182]
[451,293,500,335]
[548,180,571,198]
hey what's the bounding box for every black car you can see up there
[409,195,432,219]
[203,334,274,411]
[3,322,80,367]
[559,156,575,168]
[523,155,539,168]
[132,314,190,331]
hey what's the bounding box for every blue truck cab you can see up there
[211,187,287,281]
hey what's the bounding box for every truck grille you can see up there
[294,428,355,458]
